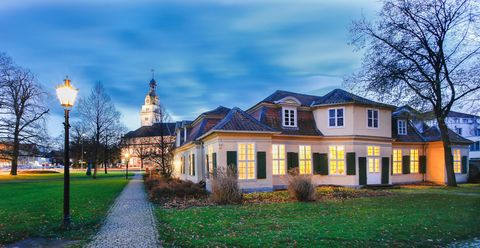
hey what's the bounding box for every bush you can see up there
[210,166,242,204]
[148,175,207,202]
[19,170,60,174]
[288,169,315,202]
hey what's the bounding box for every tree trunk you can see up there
[93,133,99,179]
[104,135,108,174]
[9,121,21,176]
[141,158,143,169]
[437,117,457,187]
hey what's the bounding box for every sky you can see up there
[0,0,381,137]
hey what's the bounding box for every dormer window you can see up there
[282,107,297,127]
[328,108,344,127]
[398,120,407,135]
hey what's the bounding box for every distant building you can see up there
[424,111,480,167]
[121,77,176,169]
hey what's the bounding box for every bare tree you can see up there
[76,82,121,178]
[0,53,49,175]
[349,0,480,186]
[149,105,175,177]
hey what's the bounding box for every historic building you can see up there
[122,77,175,169]
[173,89,472,192]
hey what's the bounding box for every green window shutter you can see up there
[212,152,217,175]
[359,157,367,185]
[319,153,328,175]
[313,153,321,174]
[419,155,427,174]
[390,155,394,175]
[257,152,267,179]
[192,154,195,176]
[287,152,299,172]
[227,151,237,176]
[346,152,356,175]
[461,156,468,174]
[206,154,210,175]
[402,155,410,174]
[381,157,390,184]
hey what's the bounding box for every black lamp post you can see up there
[56,76,78,228]
[125,152,130,180]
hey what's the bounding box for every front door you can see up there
[367,157,381,184]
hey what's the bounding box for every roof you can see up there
[251,105,322,136]
[447,111,479,119]
[421,126,473,144]
[260,90,321,107]
[201,106,231,116]
[124,122,176,138]
[210,107,276,132]
[312,89,396,109]
[392,120,425,143]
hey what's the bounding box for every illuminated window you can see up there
[367,109,379,128]
[367,146,380,173]
[206,145,214,174]
[189,153,195,176]
[238,143,255,179]
[410,149,419,173]
[282,107,297,127]
[453,149,461,173]
[329,146,345,175]
[392,149,402,174]
[272,144,286,175]
[398,120,407,135]
[328,108,344,127]
[299,145,312,174]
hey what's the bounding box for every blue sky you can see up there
[0,0,380,137]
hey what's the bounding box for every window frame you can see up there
[272,144,286,175]
[397,120,407,135]
[410,149,419,173]
[206,144,214,174]
[367,108,379,129]
[298,145,312,175]
[392,149,402,174]
[189,152,195,176]
[237,143,256,180]
[453,149,461,173]
[329,145,346,175]
[367,146,380,173]
[328,107,345,128]
[282,107,297,127]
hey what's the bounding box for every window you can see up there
[392,149,402,174]
[463,118,469,124]
[367,146,380,173]
[453,149,461,173]
[238,143,255,179]
[189,153,195,176]
[410,149,419,173]
[367,109,379,128]
[398,120,407,135]
[329,146,345,175]
[455,127,463,135]
[180,156,185,174]
[476,129,480,136]
[471,141,480,151]
[299,145,312,174]
[282,107,297,127]
[272,144,286,175]
[328,108,344,127]
[206,145,214,174]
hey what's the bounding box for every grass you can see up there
[156,185,480,247]
[0,171,134,182]
[0,171,131,245]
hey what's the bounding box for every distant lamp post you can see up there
[56,76,78,228]
[124,152,130,180]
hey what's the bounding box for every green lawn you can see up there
[0,171,133,182]
[0,172,131,245]
[156,186,480,247]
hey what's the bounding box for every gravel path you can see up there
[87,173,160,248]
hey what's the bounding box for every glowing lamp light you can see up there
[56,77,78,108]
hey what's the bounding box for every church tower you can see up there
[140,75,161,126]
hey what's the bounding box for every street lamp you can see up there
[124,152,130,180]
[56,76,78,228]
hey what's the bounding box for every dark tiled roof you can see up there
[312,89,395,109]
[185,118,222,143]
[392,119,425,143]
[421,126,473,144]
[251,106,322,136]
[124,123,176,138]
[261,90,321,107]
[392,105,422,118]
[202,106,231,116]
[211,107,276,132]
[447,111,479,119]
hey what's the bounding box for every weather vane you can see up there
[151,69,155,79]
